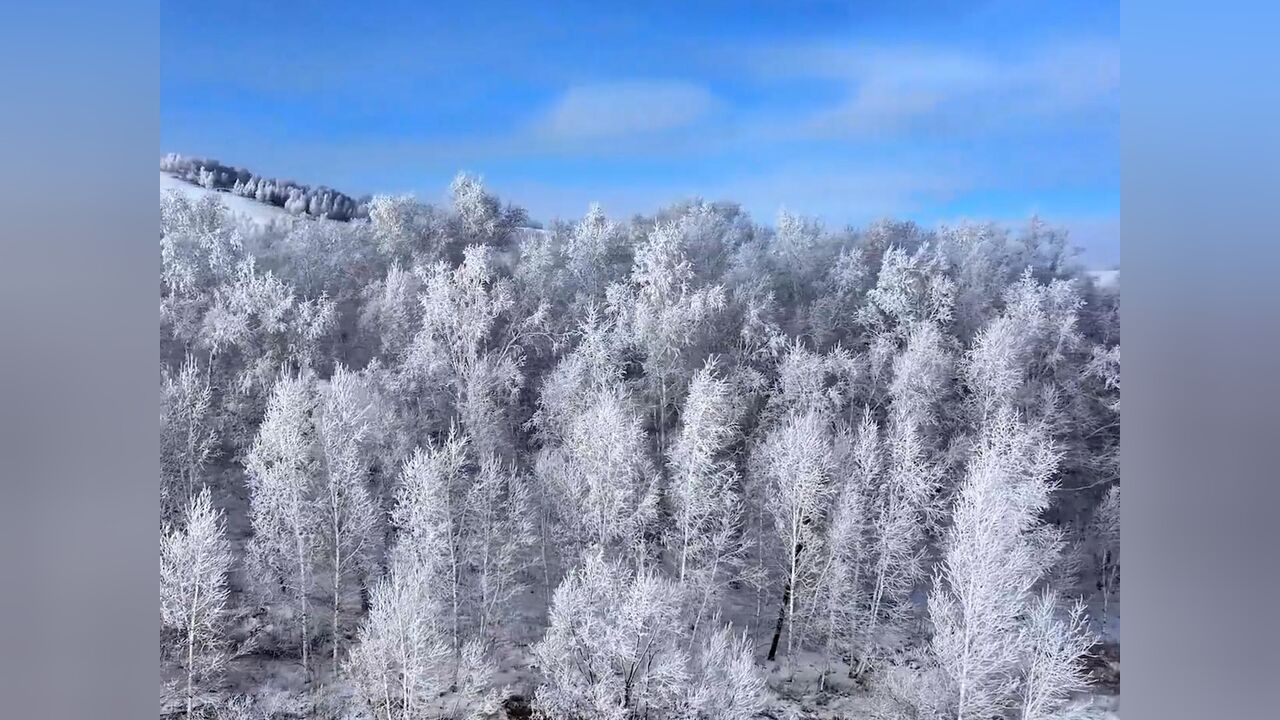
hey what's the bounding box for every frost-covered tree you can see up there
[533,552,689,720]
[368,194,436,261]
[840,326,953,678]
[770,210,838,311]
[360,263,424,364]
[391,433,470,657]
[1082,344,1121,485]
[928,410,1066,720]
[449,172,526,250]
[161,487,233,718]
[888,322,955,432]
[271,219,377,301]
[161,355,218,524]
[201,257,337,447]
[963,270,1083,429]
[564,203,632,302]
[685,621,770,720]
[536,384,660,567]
[403,244,539,458]
[161,192,245,352]
[463,455,536,643]
[317,365,379,674]
[244,371,321,676]
[530,307,627,444]
[811,412,878,683]
[347,555,451,720]
[1089,485,1120,614]
[616,216,728,453]
[452,638,503,720]
[857,242,955,339]
[667,362,748,640]
[855,418,944,675]
[527,308,630,589]
[759,408,836,660]
[1021,592,1095,720]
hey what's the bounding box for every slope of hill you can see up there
[161,172,308,228]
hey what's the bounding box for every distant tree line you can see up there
[161,153,369,221]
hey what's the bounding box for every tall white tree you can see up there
[811,411,879,684]
[856,242,955,339]
[760,408,836,660]
[244,371,320,676]
[404,244,539,458]
[160,192,245,352]
[161,487,233,718]
[449,172,523,248]
[854,417,944,676]
[161,354,218,524]
[367,194,428,260]
[928,410,1065,720]
[391,433,470,658]
[667,362,748,641]
[347,554,451,720]
[564,203,631,302]
[619,217,728,454]
[963,270,1083,429]
[360,263,424,363]
[463,455,536,643]
[317,365,380,674]
[528,308,629,593]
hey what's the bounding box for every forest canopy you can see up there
[160,168,1120,720]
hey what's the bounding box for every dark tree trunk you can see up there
[767,577,792,661]
[767,541,803,661]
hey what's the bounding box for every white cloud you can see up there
[538,80,718,140]
[755,39,1118,137]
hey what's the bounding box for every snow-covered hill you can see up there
[161,172,311,228]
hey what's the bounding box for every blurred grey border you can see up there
[0,3,158,720]
[1122,1,1280,718]
[2,2,1279,719]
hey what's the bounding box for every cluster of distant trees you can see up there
[161,153,369,221]
[160,172,1119,720]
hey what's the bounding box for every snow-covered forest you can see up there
[160,167,1120,720]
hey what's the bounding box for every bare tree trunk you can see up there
[294,494,309,679]
[332,477,343,678]
[333,547,341,677]
[186,575,200,718]
[853,572,885,678]
[658,379,668,458]
[767,577,791,662]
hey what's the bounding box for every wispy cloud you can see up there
[754,39,1118,138]
[537,81,719,140]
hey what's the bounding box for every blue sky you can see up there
[161,1,1119,266]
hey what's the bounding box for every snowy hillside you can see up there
[161,172,311,228]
